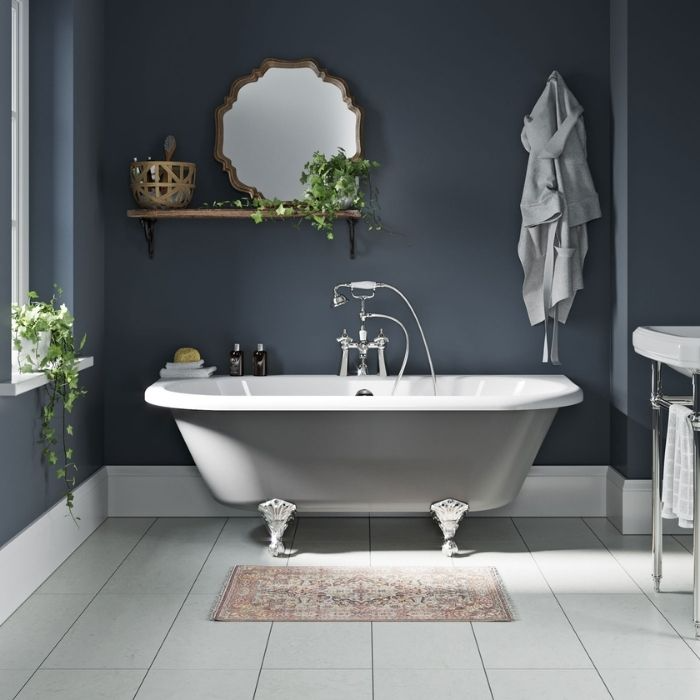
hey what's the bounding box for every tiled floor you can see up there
[1,516,699,699]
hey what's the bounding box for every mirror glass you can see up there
[215,59,363,201]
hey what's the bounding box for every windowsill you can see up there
[0,357,94,397]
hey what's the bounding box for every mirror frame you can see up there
[214,58,364,200]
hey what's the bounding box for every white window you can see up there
[10,0,28,305]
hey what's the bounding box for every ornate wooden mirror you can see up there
[214,58,363,201]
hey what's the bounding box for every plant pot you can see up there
[13,330,50,371]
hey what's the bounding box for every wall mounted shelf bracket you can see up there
[139,218,156,258]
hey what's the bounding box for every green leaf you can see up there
[66,424,74,435]
[250,211,263,224]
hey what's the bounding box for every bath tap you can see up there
[336,326,388,376]
[332,281,437,395]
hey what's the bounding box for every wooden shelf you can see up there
[127,208,362,259]
[127,208,361,220]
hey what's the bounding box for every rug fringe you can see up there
[210,565,239,621]
[488,566,517,621]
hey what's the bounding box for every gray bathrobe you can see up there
[518,71,601,364]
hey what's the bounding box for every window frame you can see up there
[10,0,28,306]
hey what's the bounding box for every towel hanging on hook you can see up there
[517,71,601,364]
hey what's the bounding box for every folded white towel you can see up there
[662,404,694,528]
[165,360,205,369]
[159,366,216,379]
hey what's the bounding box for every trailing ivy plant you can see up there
[11,288,86,519]
[202,148,382,240]
[299,149,380,239]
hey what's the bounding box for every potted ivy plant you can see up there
[11,288,87,518]
[298,149,381,240]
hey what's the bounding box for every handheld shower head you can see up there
[332,290,349,308]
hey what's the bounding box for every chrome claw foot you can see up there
[258,498,296,557]
[652,574,662,593]
[430,498,469,557]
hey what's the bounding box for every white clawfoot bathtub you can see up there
[145,375,582,514]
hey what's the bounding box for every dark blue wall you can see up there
[103,0,611,466]
[0,0,105,545]
[8,0,696,545]
[611,0,700,478]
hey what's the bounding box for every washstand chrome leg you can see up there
[430,498,469,557]
[651,361,663,592]
[258,498,297,557]
[691,374,700,638]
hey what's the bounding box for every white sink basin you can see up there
[633,326,700,377]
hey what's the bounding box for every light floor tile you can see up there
[0,594,92,670]
[674,534,694,553]
[15,670,145,700]
[600,669,700,700]
[584,518,693,592]
[191,519,289,595]
[584,517,700,650]
[293,517,369,543]
[531,550,639,594]
[451,550,550,594]
[473,593,591,669]
[288,542,371,567]
[0,670,33,700]
[370,517,445,544]
[369,547,453,568]
[370,517,455,566]
[103,518,225,595]
[254,669,372,700]
[135,669,258,700]
[152,595,270,670]
[374,668,492,700]
[460,517,529,547]
[42,594,185,669]
[516,517,638,593]
[558,593,700,669]
[263,622,371,669]
[487,669,611,700]
[515,517,603,549]
[37,518,154,595]
[372,622,482,669]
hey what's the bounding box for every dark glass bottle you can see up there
[229,343,243,376]
[253,343,268,376]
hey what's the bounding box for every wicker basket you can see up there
[130,160,196,209]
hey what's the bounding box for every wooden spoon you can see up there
[164,135,176,161]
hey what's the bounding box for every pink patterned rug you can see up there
[212,566,514,622]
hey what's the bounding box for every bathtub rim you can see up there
[145,374,583,412]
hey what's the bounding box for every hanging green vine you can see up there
[11,288,87,519]
[202,148,382,240]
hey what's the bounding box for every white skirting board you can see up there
[606,467,692,535]
[106,464,610,518]
[0,468,108,625]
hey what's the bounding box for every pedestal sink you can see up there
[633,325,700,638]
[633,326,700,376]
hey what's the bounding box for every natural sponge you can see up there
[173,347,201,363]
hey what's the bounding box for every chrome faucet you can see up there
[336,326,388,376]
[332,281,437,395]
